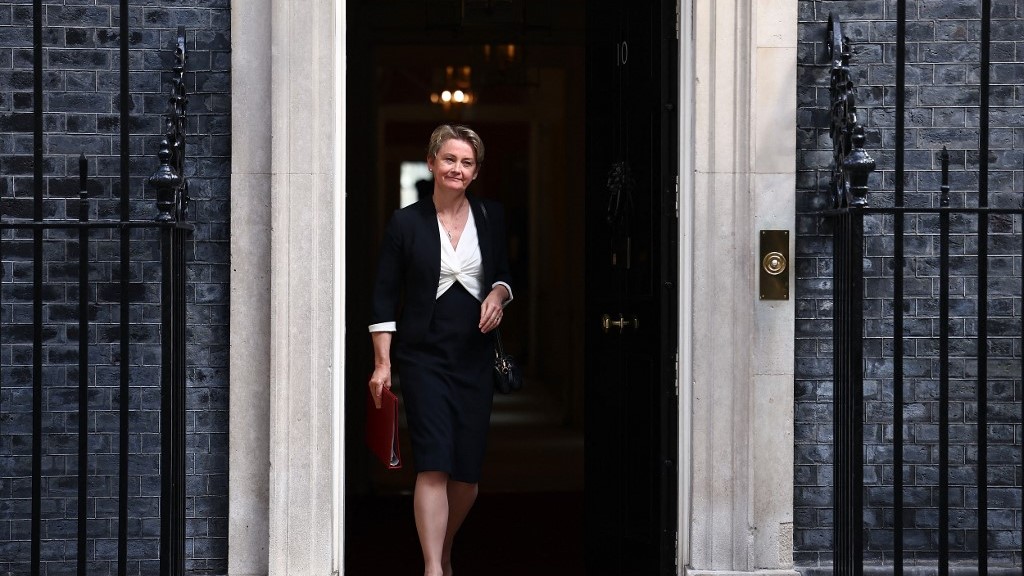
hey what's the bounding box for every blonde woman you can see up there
[368,125,514,576]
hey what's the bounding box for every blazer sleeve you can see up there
[488,201,515,298]
[370,210,405,328]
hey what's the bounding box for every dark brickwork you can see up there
[0,2,229,575]
[797,0,1024,571]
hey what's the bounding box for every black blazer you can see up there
[370,194,514,344]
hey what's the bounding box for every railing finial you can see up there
[827,12,876,209]
[151,139,181,222]
[844,126,875,207]
[149,28,188,222]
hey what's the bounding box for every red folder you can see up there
[366,387,402,469]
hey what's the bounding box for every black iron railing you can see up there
[0,26,191,576]
[826,10,1024,576]
[827,16,873,573]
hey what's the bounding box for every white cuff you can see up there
[492,281,513,307]
[368,321,397,333]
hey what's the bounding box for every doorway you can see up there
[342,1,676,574]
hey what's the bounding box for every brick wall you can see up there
[796,0,1024,570]
[0,2,229,575]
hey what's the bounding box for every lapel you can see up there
[417,194,493,287]
[414,198,442,285]
[468,193,494,283]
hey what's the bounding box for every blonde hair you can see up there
[426,124,485,165]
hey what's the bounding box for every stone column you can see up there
[266,0,339,574]
[230,0,341,573]
[686,0,798,574]
[229,0,272,573]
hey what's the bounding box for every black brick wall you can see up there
[797,0,1024,570]
[0,2,229,575]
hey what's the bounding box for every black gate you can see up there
[0,27,191,576]
[827,11,1024,576]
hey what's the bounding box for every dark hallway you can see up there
[344,1,587,573]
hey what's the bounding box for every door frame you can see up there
[331,2,692,569]
[230,0,803,573]
[325,2,695,573]
[677,2,695,571]
[226,0,695,573]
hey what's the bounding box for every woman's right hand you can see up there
[368,365,392,409]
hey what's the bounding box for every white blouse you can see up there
[368,210,512,333]
[438,210,485,301]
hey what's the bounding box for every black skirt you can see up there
[396,283,494,483]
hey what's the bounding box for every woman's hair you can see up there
[426,124,485,165]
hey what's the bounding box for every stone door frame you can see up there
[227,2,799,575]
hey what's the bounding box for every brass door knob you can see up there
[601,313,639,334]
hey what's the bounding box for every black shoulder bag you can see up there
[480,202,523,394]
[493,328,523,394]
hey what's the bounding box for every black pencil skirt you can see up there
[396,283,494,483]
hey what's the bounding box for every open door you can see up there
[584,0,678,574]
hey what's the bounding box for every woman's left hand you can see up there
[479,287,508,333]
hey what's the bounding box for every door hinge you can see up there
[674,351,679,397]
[674,530,680,567]
[675,0,681,40]
[674,175,680,219]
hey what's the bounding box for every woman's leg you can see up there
[414,472,479,576]
[414,472,450,576]
[441,480,479,576]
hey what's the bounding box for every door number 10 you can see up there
[617,40,629,66]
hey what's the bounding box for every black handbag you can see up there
[493,328,523,394]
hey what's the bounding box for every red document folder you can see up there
[366,387,402,469]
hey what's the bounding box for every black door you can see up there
[584,1,678,574]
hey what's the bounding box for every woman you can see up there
[368,124,513,576]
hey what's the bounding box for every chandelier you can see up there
[430,65,474,107]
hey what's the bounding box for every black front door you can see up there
[584,1,678,574]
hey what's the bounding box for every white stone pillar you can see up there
[229,0,272,573]
[685,0,798,574]
[230,0,342,573]
[266,0,339,574]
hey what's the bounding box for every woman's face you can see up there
[428,138,478,194]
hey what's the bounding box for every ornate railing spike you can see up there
[150,27,189,222]
[828,13,875,209]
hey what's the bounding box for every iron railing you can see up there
[0,25,191,576]
[826,10,1024,576]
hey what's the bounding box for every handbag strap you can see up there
[493,327,506,356]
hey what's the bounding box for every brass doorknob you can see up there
[601,313,639,334]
